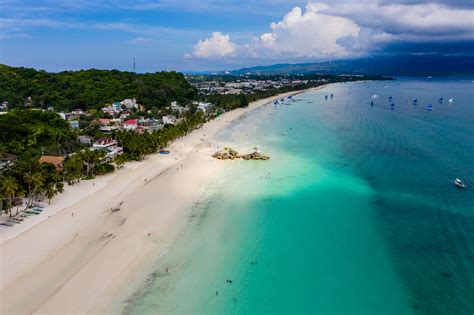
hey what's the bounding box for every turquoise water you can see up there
[124,78,474,315]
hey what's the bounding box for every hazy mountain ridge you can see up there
[230,55,474,76]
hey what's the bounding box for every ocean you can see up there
[123,78,474,315]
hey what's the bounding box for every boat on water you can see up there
[388,96,393,100]
[325,95,328,100]
[438,97,444,103]
[273,100,279,105]
[427,104,433,111]
[448,98,454,103]
[453,178,467,188]
[330,94,334,99]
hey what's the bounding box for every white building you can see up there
[197,102,212,113]
[69,120,80,129]
[112,102,122,111]
[101,106,118,116]
[121,98,138,109]
[123,119,138,130]
[162,115,177,125]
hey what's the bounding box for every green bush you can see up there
[94,163,115,175]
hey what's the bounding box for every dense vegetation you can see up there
[114,111,205,161]
[0,64,197,111]
[0,109,80,157]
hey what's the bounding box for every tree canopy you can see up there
[0,109,79,157]
[0,64,197,111]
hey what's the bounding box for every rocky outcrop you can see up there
[212,147,270,161]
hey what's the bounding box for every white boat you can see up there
[448,98,454,103]
[454,178,467,188]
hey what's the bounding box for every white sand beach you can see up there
[0,86,326,314]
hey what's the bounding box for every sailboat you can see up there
[453,178,467,188]
[448,98,454,103]
[427,104,433,111]
[438,97,443,103]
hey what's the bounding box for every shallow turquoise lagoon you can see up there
[125,78,474,315]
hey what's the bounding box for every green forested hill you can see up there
[0,109,79,156]
[0,65,197,111]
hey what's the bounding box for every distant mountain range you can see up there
[230,55,474,77]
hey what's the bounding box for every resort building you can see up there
[121,98,138,109]
[78,135,94,146]
[39,155,65,170]
[69,120,80,129]
[197,102,212,113]
[0,153,18,170]
[123,119,138,130]
[93,138,118,149]
[101,106,118,116]
[112,102,122,111]
[162,115,177,125]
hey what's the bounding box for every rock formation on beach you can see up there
[212,147,270,160]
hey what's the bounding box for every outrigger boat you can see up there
[453,178,467,188]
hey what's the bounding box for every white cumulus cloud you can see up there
[186,1,474,61]
[186,3,364,60]
[249,2,362,58]
[187,32,237,59]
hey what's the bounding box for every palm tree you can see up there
[64,154,83,184]
[31,172,45,204]
[45,184,57,204]
[80,149,106,176]
[24,172,35,208]
[114,154,126,169]
[51,170,63,184]
[0,176,19,217]
[13,190,25,216]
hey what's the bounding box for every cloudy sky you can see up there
[0,0,473,72]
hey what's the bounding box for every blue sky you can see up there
[0,0,473,72]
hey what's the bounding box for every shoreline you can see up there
[0,84,329,314]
